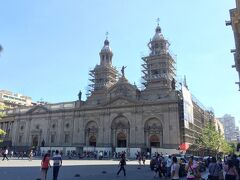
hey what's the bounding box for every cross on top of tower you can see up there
[104,32,110,46]
[156,18,160,26]
[155,18,161,33]
[105,32,109,39]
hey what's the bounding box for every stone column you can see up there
[26,117,32,146]
[12,118,19,146]
[112,129,116,147]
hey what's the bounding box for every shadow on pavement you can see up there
[0,164,155,180]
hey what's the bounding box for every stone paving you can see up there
[0,158,208,180]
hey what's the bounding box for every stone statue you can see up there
[78,91,82,101]
[171,78,176,90]
[136,89,141,100]
[121,66,127,77]
[41,139,45,147]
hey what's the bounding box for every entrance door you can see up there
[117,133,126,147]
[149,135,160,147]
[89,136,96,147]
[32,136,38,147]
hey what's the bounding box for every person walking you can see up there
[117,155,126,176]
[208,157,222,180]
[166,155,173,178]
[2,148,9,161]
[224,160,239,180]
[142,154,146,166]
[41,153,51,180]
[137,153,142,168]
[10,150,14,158]
[29,150,34,161]
[186,156,200,180]
[154,155,165,178]
[52,150,62,180]
[171,156,180,180]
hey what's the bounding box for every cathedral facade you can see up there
[1,24,213,155]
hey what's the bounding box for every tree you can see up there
[194,123,232,155]
[0,103,6,118]
[0,103,6,141]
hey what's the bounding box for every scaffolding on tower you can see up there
[87,64,118,96]
[141,51,176,88]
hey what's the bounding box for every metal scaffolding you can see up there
[87,65,118,96]
[141,52,176,88]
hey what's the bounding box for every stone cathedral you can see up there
[1,24,212,155]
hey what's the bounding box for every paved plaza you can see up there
[0,158,208,180]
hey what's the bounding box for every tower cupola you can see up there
[99,35,113,66]
[148,24,169,56]
[141,22,176,96]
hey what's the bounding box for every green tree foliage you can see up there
[0,103,6,139]
[0,103,6,118]
[195,123,232,154]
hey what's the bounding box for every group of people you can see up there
[208,154,240,180]
[152,154,181,179]
[40,150,62,180]
[151,153,240,180]
[136,151,147,166]
[4,146,240,180]
[1,147,35,161]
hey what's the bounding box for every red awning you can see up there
[179,143,190,151]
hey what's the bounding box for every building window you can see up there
[52,124,56,129]
[64,134,70,143]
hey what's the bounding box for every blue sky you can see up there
[0,0,239,123]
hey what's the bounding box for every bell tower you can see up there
[88,35,118,96]
[142,22,176,96]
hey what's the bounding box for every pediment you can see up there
[26,106,49,114]
[104,96,136,107]
[108,81,137,98]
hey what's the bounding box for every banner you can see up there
[182,86,194,124]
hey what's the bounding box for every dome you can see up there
[152,25,164,41]
[101,39,112,53]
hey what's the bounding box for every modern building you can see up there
[0,90,33,108]
[0,24,214,156]
[219,114,237,142]
[214,118,225,136]
[226,0,240,90]
[234,126,240,142]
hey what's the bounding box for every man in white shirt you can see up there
[2,148,9,161]
[52,150,62,180]
[171,156,180,180]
